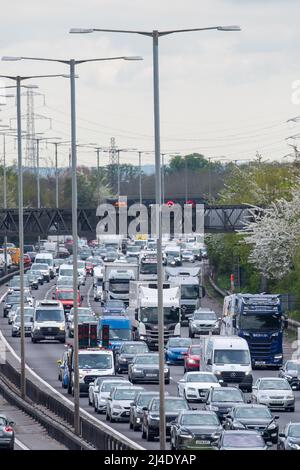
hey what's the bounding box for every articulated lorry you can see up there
[221,293,288,368]
[103,262,139,304]
[127,281,181,350]
[165,267,206,324]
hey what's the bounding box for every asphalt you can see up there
[0,394,66,450]
[0,264,299,450]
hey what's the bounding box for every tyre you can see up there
[31,338,37,343]
[88,396,92,406]
[133,421,140,432]
[189,330,194,339]
[165,379,170,385]
[289,406,295,412]
[147,427,154,441]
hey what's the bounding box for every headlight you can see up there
[164,368,169,373]
[245,371,251,375]
[133,368,143,373]
[79,374,83,379]
[215,371,221,375]
[119,357,127,362]
[179,433,193,439]
[150,415,160,421]
[286,395,294,400]
[34,326,40,331]
[187,359,197,364]
[232,421,245,429]
[59,325,65,331]
[285,375,293,380]
[214,323,219,328]
[140,336,145,340]
[274,354,283,359]
[187,387,196,392]
[268,422,277,430]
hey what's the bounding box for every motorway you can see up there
[0,268,299,450]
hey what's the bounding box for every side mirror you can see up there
[94,387,99,393]
[274,415,279,420]
[252,386,257,391]
[279,433,285,438]
[130,402,135,406]
[30,317,33,322]
[142,406,148,411]
[9,421,15,426]
[89,382,94,386]
[266,442,273,448]
[179,378,185,383]
[107,397,112,401]
[207,359,212,366]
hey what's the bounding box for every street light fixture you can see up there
[0,71,69,401]
[1,53,143,436]
[70,24,241,450]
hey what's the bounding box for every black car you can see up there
[204,387,246,421]
[142,396,190,441]
[129,391,160,431]
[170,410,222,450]
[115,341,149,373]
[0,415,15,450]
[217,430,270,450]
[223,404,279,444]
[279,360,300,390]
[3,293,22,318]
[277,422,300,450]
[128,353,170,384]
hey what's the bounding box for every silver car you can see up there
[12,313,33,337]
[252,377,295,411]
[188,308,220,337]
[106,386,144,423]
[94,379,131,414]
[128,353,170,384]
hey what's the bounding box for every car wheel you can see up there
[88,396,92,406]
[146,427,154,441]
[31,338,37,343]
[289,406,295,412]
[133,421,139,432]
[165,379,170,385]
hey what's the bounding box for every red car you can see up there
[85,261,94,276]
[184,344,201,372]
[23,253,32,267]
[54,289,82,313]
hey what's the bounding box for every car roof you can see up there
[179,409,216,415]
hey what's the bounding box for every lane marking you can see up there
[0,330,144,449]
[15,438,30,450]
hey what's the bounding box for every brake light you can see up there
[5,426,13,433]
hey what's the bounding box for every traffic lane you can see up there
[0,394,66,450]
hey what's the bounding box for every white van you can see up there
[200,335,253,392]
[35,252,55,279]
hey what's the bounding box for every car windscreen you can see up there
[106,301,124,308]
[137,394,158,406]
[260,380,290,390]
[152,399,189,412]
[187,374,217,383]
[214,349,250,365]
[235,407,271,419]
[181,285,199,299]
[59,268,73,276]
[101,381,126,392]
[193,312,216,320]
[114,389,138,400]
[181,414,219,426]
[223,433,264,448]
[35,309,64,322]
[189,346,201,355]
[78,354,112,369]
[33,264,49,270]
[288,425,300,437]
[121,344,148,354]
[57,292,74,300]
[15,315,32,323]
[78,315,95,323]
[134,355,159,365]
[168,338,191,348]
[286,361,300,373]
[212,389,243,402]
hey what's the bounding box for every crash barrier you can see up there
[208,276,300,331]
[0,333,144,450]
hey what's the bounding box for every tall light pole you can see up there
[0,72,67,401]
[2,54,142,435]
[71,24,241,449]
[138,151,142,205]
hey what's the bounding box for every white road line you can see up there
[15,438,30,450]
[0,330,144,449]
[86,282,95,314]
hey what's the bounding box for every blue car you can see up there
[165,337,193,365]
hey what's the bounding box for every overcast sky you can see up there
[1,0,300,167]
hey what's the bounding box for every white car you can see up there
[177,371,221,402]
[94,379,131,414]
[252,377,295,412]
[106,386,144,423]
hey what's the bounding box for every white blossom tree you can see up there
[239,183,300,280]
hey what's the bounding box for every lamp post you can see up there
[71,24,241,449]
[2,54,142,434]
[0,71,68,400]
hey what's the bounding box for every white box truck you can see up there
[128,281,181,350]
[103,262,139,304]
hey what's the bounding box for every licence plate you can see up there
[45,336,55,340]
[196,440,210,445]
[146,374,157,377]
[255,361,266,365]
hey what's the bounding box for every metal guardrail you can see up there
[0,269,144,450]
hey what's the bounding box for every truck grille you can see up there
[247,338,279,360]
[221,371,245,383]
[40,327,60,336]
